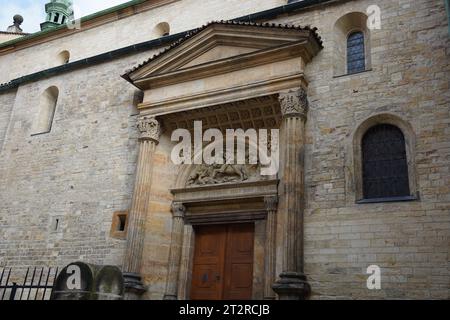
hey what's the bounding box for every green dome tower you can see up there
[40,0,74,31]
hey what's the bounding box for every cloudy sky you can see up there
[0,0,130,33]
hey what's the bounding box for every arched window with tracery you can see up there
[362,124,410,200]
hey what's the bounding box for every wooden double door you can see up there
[190,223,255,300]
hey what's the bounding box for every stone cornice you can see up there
[129,22,319,116]
[132,41,316,91]
[125,21,323,82]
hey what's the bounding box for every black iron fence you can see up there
[0,267,59,301]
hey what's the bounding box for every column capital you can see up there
[279,88,309,119]
[171,202,186,219]
[264,196,279,212]
[137,116,161,142]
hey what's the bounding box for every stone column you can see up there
[163,202,186,300]
[264,196,278,300]
[123,116,161,300]
[272,88,311,300]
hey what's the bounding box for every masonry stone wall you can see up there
[269,0,450,299]
[0,90,16,150]
[0,0,448,299]
[0,50,160,280]
[0,0,285,85]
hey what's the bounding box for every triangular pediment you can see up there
[124,21,322,89]
[181,45,256,69]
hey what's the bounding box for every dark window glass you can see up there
[347,31,366,74]
[118,214,127,232]
[362,124,410,199]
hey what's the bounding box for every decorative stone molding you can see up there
[163,95,281,132]
[186,163,262,187]
[137,116,161,142]
[279,88,309,119]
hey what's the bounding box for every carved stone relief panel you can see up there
[186,163,262,187]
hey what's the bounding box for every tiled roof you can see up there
[123,20,323,77]
[0,31,29,35]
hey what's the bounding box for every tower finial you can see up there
[40,0,74,31]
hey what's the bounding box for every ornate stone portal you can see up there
[122,21,322,300]
[163,87,311,300]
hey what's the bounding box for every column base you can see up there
[272,272,311,300]
[123,272,146,300]
[163,294,178,300]
[263,296,276,301]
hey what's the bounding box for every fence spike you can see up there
[35,268,44,300]
[1,268,11,300]
[0,267,5,286]
[1,267,57,301]
[42,268,51,301]
[26,267,37,300]
[19,267,30,300]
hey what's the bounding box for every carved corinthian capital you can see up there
[171,202,186,219]
[279,88,309,119]
[137,116,161,142]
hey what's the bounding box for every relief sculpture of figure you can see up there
[211,164,248,182]
[187,165,215,186]
[187,163,255,186]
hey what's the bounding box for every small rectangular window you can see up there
[50,216,63,233]
[118,214,126,232]
[110,211,129,239]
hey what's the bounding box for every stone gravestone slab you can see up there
[51,262,124,300]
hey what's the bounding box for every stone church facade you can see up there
[0,0,449,300]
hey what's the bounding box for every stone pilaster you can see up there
[272,88,311,300]
[163,202,186,300]
[123,116,161,300]
[264,196,278,300]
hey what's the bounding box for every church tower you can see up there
[40,0,74,31]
